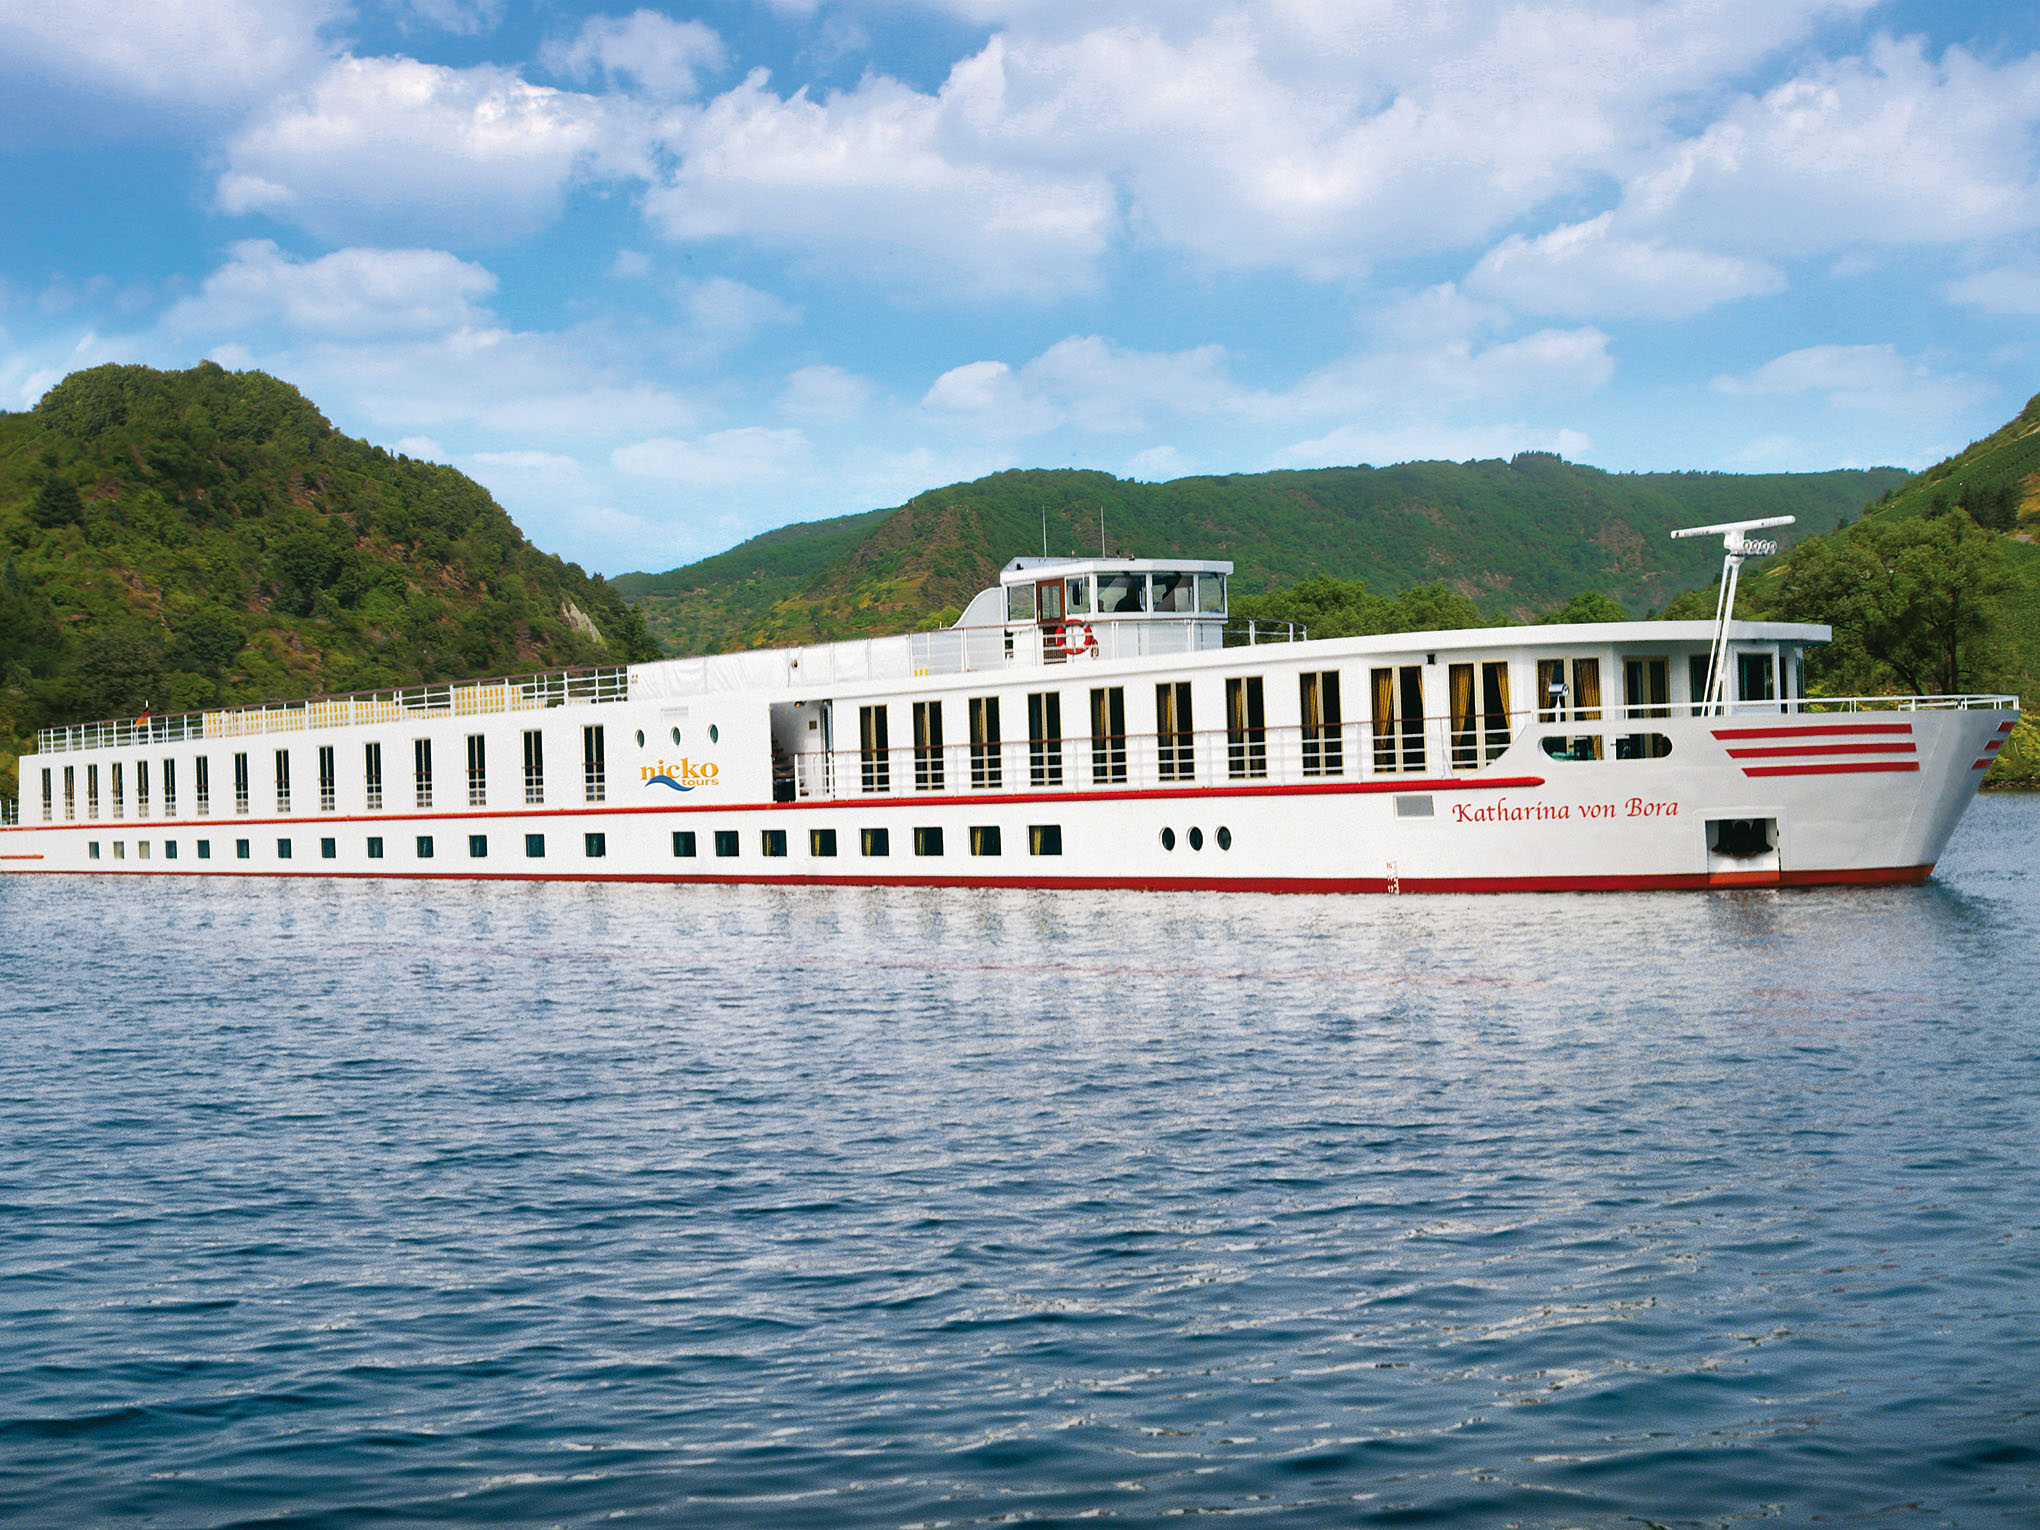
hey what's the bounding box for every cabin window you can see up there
[237,838,252,859]
[364,742,383,811]
[914,826,944,856]
[970,825,1002,856]
[466,734,486,807]
[415,836,433,859]
[860,705,891,793]
[274,751,291,813]
[913,701,945,791]
[137,841,149,860]
[1216,826,1232,850]
[1160,827,1176,851]
[1537,657,1602,723]
[194,756,209,816]
[1541,735,1605,762]
[367,837,383,859]
[112,841,124,860]
[414,738,432,809]
[584,725,606,803]
[1156,681,1194,782]
[1448,662,1512,769]
[136,759,149,816]
[233,752,248,814]
[1090,686,1127,783]
[321,837,337,860]
[41,767,52,821]
[1066,577,1092,615]
[1226,676,1266,779]
[1737,651,1776,704]
[1028,692,1063,786]
[969,696,1002,789]
[714,830,739,857]
[584,833,605,858]
[525,833,545,858]
[1029,824,1062,856]
[87,764,100,819]
[762,829,787,857]
[88,841,99,859]
[673,830,696,857]
[1152,571,1192,613]
[197,840,210,859]
[315,746,334,812]
[64,765,75,821]
[1196,572,1226,615]
[1370,666,1427,774]
[861,827,889,857]
[1621,658,1673,758]
[1301,671,1343,776]
[811,828,837,857]
[161,759,176,816]
[111,762,124,820]
[468,834,487,859]
[523,730,544,804]
[1098,573,1145,613]
[277,838,293,859]
[164,841,176,860]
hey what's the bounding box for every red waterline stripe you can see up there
[0,853,45,860]
[1724,742,1916,759]
[5,863,1938,892]
[1740,761,1921,778]
[1711,723,1914,740]
[4,775,1550,833]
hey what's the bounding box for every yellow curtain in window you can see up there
[1573,658,1602,720]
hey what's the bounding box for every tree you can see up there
[1540,590,1630,624]
[27,473,84,529]
[1773,511,2010,696]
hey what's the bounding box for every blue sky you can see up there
[3,1,2039,576]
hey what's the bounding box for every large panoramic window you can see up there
[1370,666,1427,774]
[1300,671,1343,777]
[968,696,1001,789]
[1090,687,1127,784]
[466,734,486,807]
[1225,676,1266,780]
[913,700,944,791]
[859,705,890,793]
[583,725,605,803]
[1028,691,1063,787]
[414,738,432,809]
[523,730,544,805]
[364,742,383,812]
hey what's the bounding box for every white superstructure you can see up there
[0,550,2018,891]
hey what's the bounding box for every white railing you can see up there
[34,665,630,756]
[904,618,1302,676]
[0,799,16,827]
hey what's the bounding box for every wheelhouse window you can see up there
[1225,676,1266,780]
[1300,671,1343,777]
[968,696,1001,789]
[318,745,336,811]
[1196,572,1226,615]
[274,750,291,813]
[1090,687,1127,783]
[523,729,545,804]
[860,704,891,793]
[1151,571,1192,613]
[414,738,432,809]
[1370,666,1427,774]
[1065,577,1092,616]
[466,734,486,807]
[913,700,944,791]
[1027,691,1063,787]
[364,742,383,812]
[1156,681,1194,782]
[1007,583,1035,621]
[583,725,606,803]
[1737,651,1776,707]
[1098,573,1145,614]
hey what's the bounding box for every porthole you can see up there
[635,729,645,747]
[709,724,720,743]
[1160,827,1176,851]
[1216,826,1232,851]
[671,726,682,745]
[1188,827,1204,851]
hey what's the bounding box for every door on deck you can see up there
[1037,578,1067,659]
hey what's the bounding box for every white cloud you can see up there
[1124,444,1189,480]
[612,427,810,484]
[778,363,874,421]
[1276,423,1593,470]
[543,10,725,100]
[218,55,627,243]
[923,336,1238,434]
[163,240,498,339]
[1467,213,1784,319]
[1947,265,2040,316]
[0,0,339,108]
[394,434,446,458]
[1711,344,1991,417]
[679,276,799,345]
[389,0,503,37]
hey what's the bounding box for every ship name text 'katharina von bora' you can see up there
[0,521,2019,892]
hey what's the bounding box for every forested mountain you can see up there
[0,363,657,800]
[612,458,1906,654]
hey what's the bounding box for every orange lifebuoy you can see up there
[1063,621,1096,656]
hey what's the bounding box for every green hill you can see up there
[613,458,1907,654]
[0,362,659,800]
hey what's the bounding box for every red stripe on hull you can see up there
[9,863,1938,892]
[1712,723,1914,740]
[1724,742,1916,759]
[1740,761,1920,778]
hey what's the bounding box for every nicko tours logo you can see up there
[641,758,720,792]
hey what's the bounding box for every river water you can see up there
[3,795,2037,1528]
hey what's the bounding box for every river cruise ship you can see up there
[0,533,2018,892]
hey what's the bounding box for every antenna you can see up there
[1669,516,1793,715]
[1099,504,1107,559]
[1040,503,1048,559]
